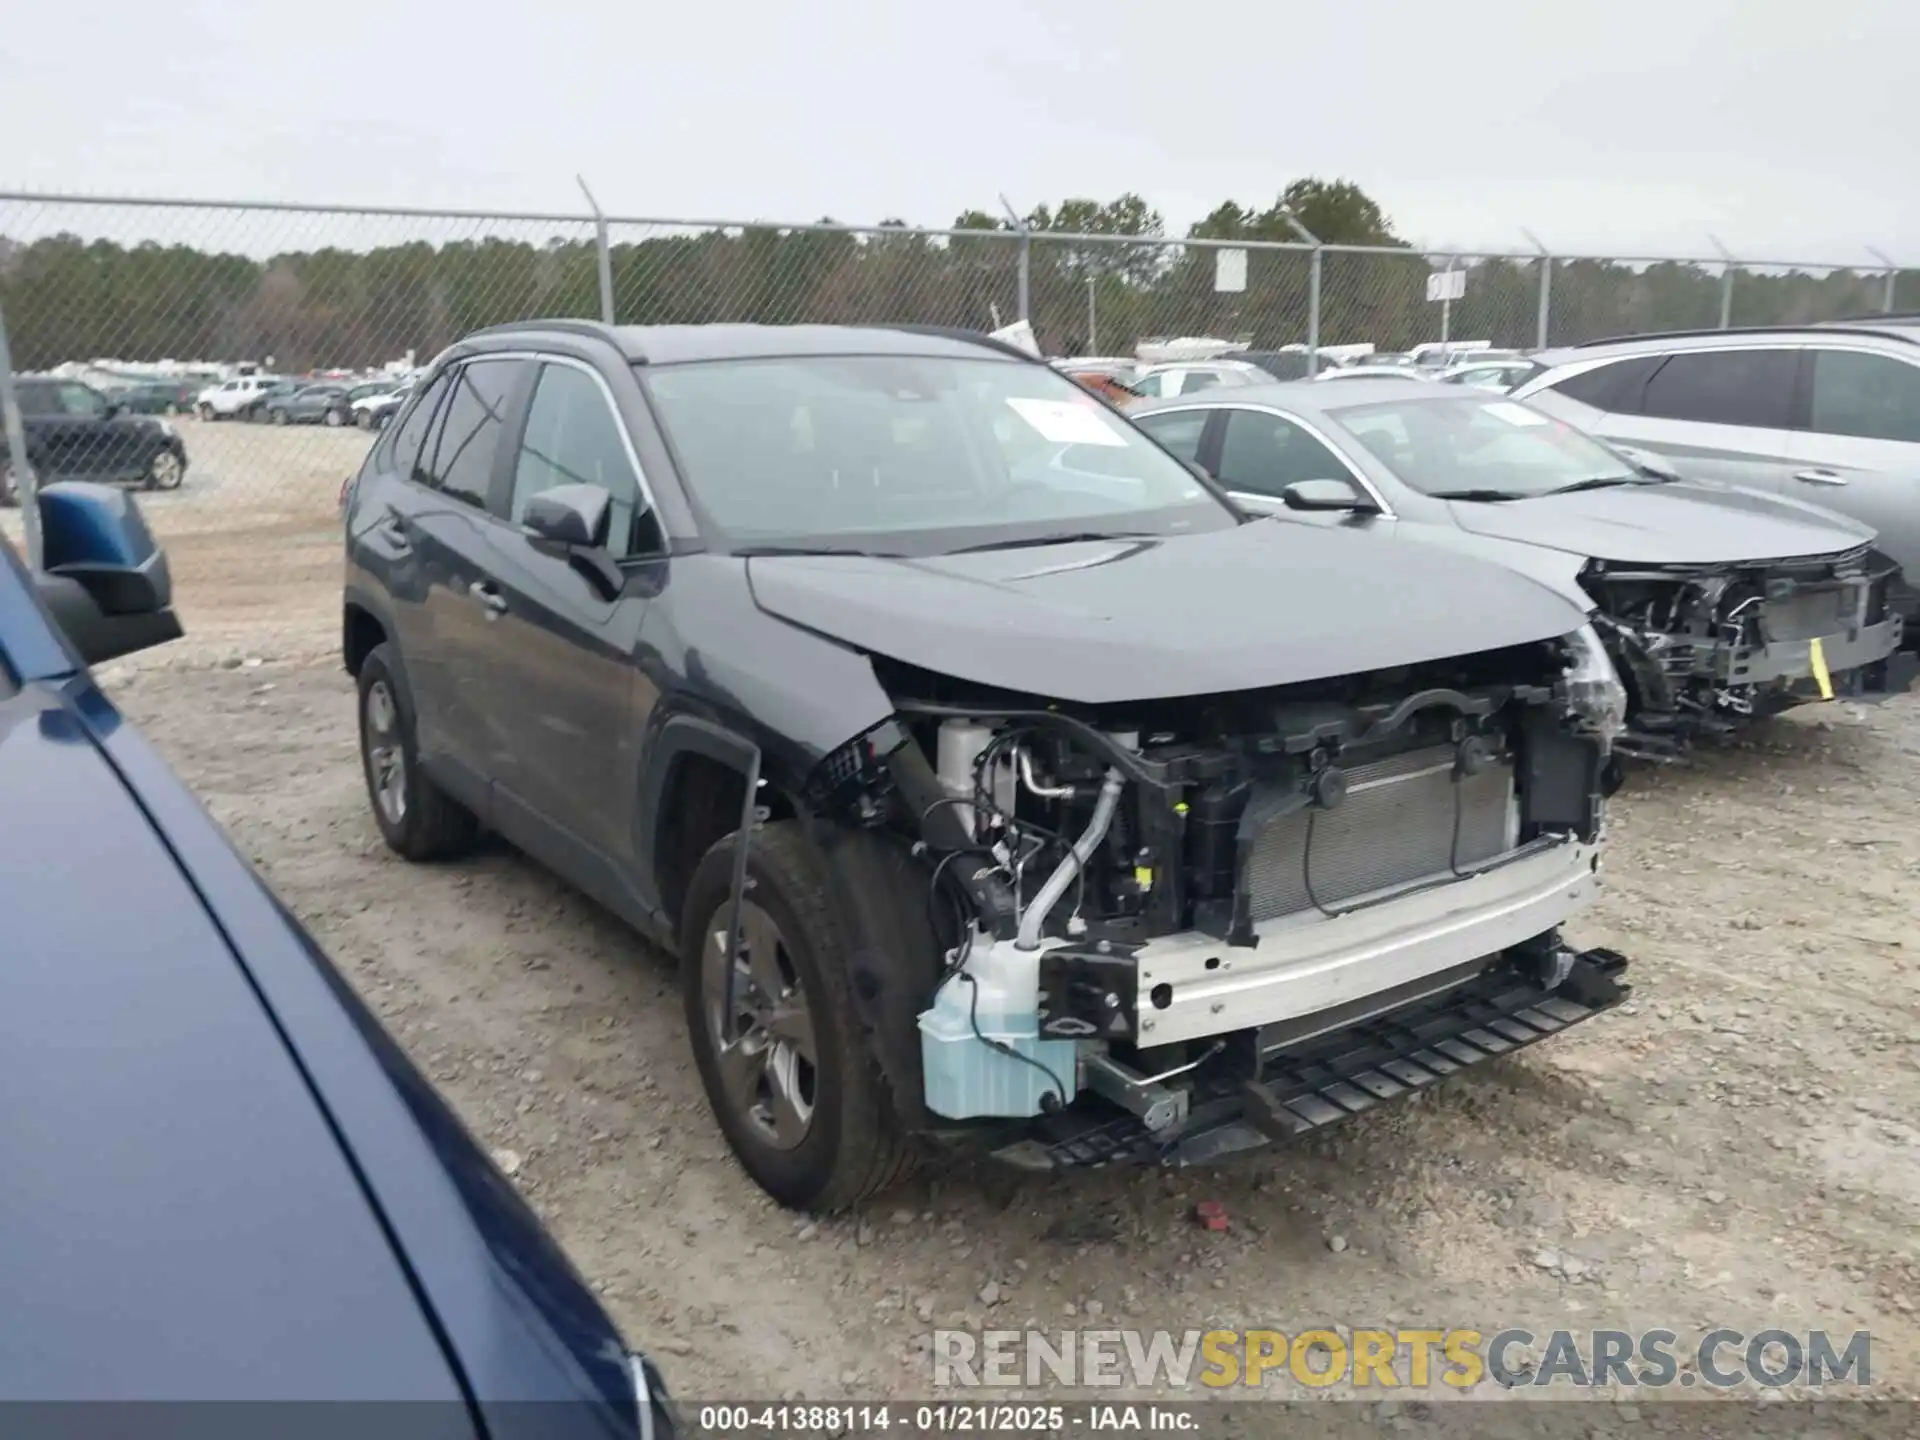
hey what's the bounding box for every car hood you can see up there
[1445,480,1877,565]
[745,519,1589,705]
[0,688,462,1401]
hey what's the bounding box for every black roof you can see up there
[463,319,1024,365]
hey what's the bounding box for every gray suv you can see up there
[1514,321,1920,615]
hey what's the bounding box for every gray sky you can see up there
[2,0,1913,261]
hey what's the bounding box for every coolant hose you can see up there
[1015,767,1124,951]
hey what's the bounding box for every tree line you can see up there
[0,179,1905,373]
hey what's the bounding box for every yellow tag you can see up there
[1810,637,1834,700]
[1134,866,1154,889]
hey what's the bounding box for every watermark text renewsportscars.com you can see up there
[932,1328,1874,1391]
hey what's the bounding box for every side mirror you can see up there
[1281,477,1371,512]
[524,482,628,600]
[32,482,183,666]
[523,482,612,550]
[1610,443,1681,482]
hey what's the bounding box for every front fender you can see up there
[1401,522,1594,612]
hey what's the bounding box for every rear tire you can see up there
[0,460,16,508]
[356,643,480,861]
[144,449,185,491]
[324,407,347,428]
[680,822,912,1212]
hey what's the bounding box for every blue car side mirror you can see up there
[32,482,183,666]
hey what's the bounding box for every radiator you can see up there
[1242,745,1516,922]
[1759,584,1858,644]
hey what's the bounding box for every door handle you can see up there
[1792,469,1849,487]
[468,580,508,616]
[374,507,414,552]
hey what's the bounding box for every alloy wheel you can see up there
[363,679,407,826]
[704,900,818,1150]
[148,451,183,489]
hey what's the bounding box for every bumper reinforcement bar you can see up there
[992,946,1630,1172]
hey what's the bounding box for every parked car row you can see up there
[194,372,414,425]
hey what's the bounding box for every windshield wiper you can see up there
[1546,474,1661,496]
[943,530,1161,555]
[1428,489,1529,503]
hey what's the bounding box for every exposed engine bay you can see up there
[807,628,1631,1164]
[1583,546,1909,757]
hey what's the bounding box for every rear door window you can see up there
[1544,355,1661,413]
[420,360,526,509]
[1638,349,1798,428]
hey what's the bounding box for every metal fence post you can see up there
[577,175,615,325]
[1708,234,1736,329]
[1085,277,1097,353]
[1522,228,1551,350]
[999,196,1032,325]
[1278,209,1322,373]
[0,302,40,570]
[1867,247,1898,312]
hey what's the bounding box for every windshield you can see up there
[640,354,1235,553]
[1334,395,1640,500]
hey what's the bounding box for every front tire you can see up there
[356,643,480,861]
[324,406,347,428]
[0,459,16,508]
[680,822,912,1212]
[196,403,215,421]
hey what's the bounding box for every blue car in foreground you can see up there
[0,482,676,1434]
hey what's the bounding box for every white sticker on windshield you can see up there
[1006,396,1129,446]
[1481,400,1550,427]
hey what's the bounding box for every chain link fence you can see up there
[1,190,1914,547]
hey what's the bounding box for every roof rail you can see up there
[462,318,617,343]
[884,324,1046,364]
[1575,323,1920,349]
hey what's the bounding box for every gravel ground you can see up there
[28,424,1920,1408]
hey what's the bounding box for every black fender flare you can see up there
[636,712,770,917]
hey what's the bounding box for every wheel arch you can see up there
[342,591,393,679]
[643,715,799,929]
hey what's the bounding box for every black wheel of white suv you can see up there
[679,822,911,1212]
[356,643,480,861]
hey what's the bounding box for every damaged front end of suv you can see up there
[1584,545,1912,758]
[801,625,1629,1178]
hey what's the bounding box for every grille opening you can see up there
[1241,745,1518,923]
